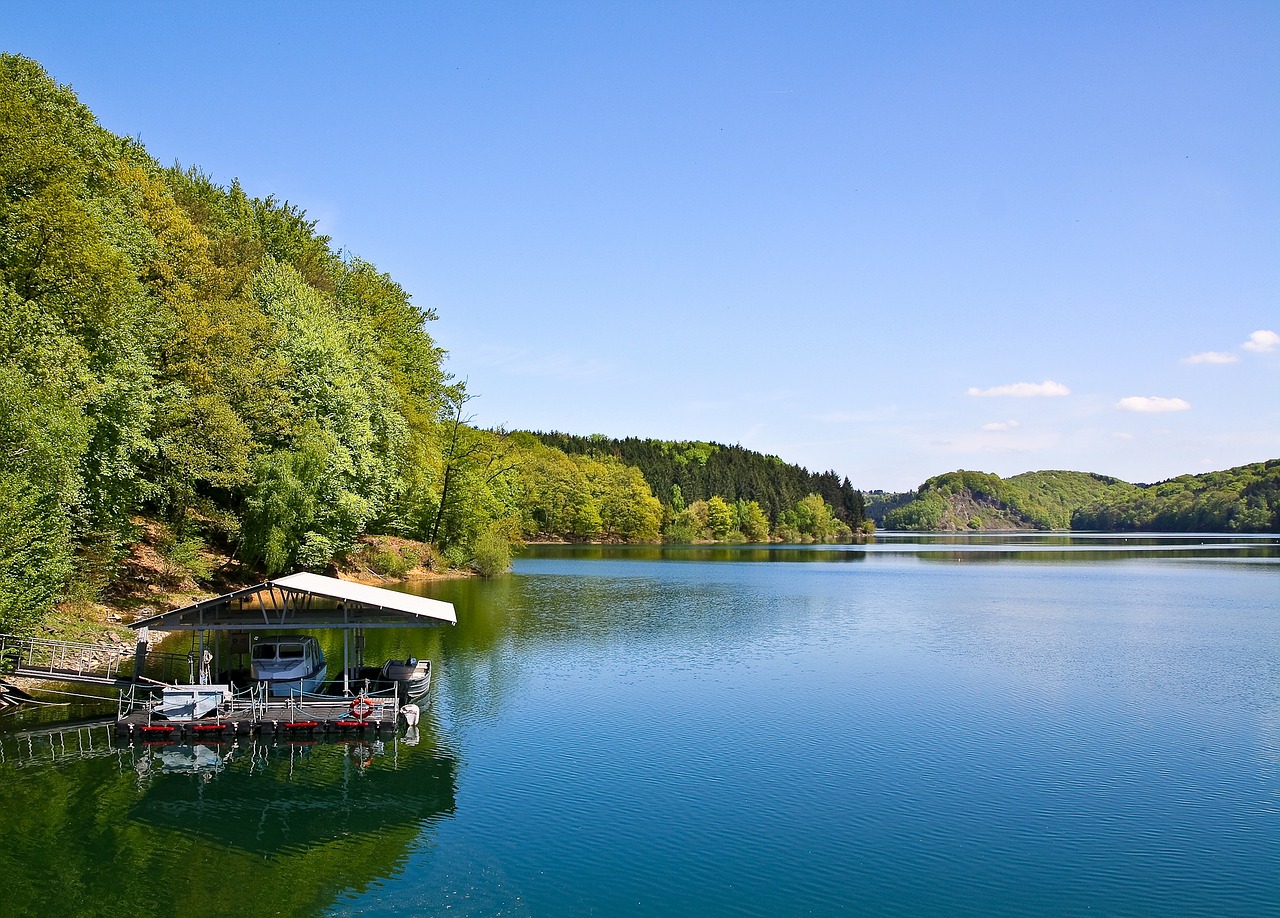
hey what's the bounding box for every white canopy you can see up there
[272,572,457,624]
[130,572,457,632]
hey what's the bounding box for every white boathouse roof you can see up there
[129,572,457,632]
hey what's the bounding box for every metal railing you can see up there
[1,720,120,768]
[117,679,401,727]
[0,634,130,681]
[0,633,190,686]
[279,679,401,724]
[118,680,260,725]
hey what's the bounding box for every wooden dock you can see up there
[115,713,400,738]
[5,573,451,740]
[2,634,412,737]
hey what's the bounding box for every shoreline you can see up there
[7,564,473,697]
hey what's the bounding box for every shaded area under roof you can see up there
[129,572,456,632]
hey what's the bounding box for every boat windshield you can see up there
[251,645,276,661]
[279,644,305,659]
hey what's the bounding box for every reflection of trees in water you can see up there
[396,537,1280,727]
[411,575,527,723]
[517,543,871,563]
[402,563,843,725]
[0,726,457,917]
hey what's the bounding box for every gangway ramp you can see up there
[0,633,185,690]
[1,633,135,687]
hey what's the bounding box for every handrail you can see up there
[1,632,192,686]
[113,669,407,728]
[1,633,129,679]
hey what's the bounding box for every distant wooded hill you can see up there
[526,433,865,526]
[868,461,1280,533]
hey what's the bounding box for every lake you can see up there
[2,534,1278,917]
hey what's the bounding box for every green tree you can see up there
[588,459,663,541]
[240,429,373,575]
[1,54,158,571]
[791,493,849,541]
[0,289,90,631]
[706,496,735,540]
[737,500,771,541]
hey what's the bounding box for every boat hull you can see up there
[346,659,432,702]
[262,668,327,698]
[381,659,432,701]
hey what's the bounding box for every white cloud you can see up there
[1183,351,1238,365]
[1242,329,1280,353]
[981,420,1020,431]
[966,380,1071,398]
[1114,396,1192,413]
[1113,432,1136,440]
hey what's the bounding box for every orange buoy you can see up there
[349,696,375,720]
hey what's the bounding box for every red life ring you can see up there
[350,697,375,720]
[351,743,374,767]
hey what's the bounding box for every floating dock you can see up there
[115,695,402,738]
[114,677,408,738]
[5,573,454,737]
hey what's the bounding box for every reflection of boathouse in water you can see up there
[1,720,458,911]
[118,572,456,737]
[128,734,458,856]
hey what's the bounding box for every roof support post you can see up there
[132,628,149,684]
[342,604,350,696]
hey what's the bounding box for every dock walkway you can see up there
[115,684,402,738]
[1,633,187,690]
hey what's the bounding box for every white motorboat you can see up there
[379,658,432,701]
[345,658,432,703]
[250,635,327,697]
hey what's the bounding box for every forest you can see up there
[1070,461,1280,532]
[873,463,1280,533]
[0,56,856,636]
[528,433,864,527]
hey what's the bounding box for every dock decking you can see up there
[115,685,404,737]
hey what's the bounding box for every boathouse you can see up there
[116,572,456,737]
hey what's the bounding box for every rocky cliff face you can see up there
[929,491,1041,532]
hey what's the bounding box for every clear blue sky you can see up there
[7,1,1278,490]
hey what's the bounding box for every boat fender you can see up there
[350,696,375,720]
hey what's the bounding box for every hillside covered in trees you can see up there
[0,56,857,636]
[528,433,865,527]
[872,463,1280,533]
[1071,460,1280,532]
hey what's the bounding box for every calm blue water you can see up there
[2,535,1278,916]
